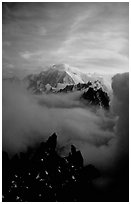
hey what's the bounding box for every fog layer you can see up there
[3,73,129,170]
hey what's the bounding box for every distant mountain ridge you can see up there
[3,63,110,109]
[24,63,88,91]
[24,63,110,93]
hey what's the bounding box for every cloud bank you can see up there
[2,73,129,172]
[111,73,129,160]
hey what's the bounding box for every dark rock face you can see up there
[2,133,100,202]
[58,80,110,110]
[76,81,92,90]
[82,86,110,109]
[24,71,110,110]
[58,81,92,93]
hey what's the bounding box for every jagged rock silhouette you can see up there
[82,87,110,109]
[2,133,100,202]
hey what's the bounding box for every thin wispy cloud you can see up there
[20,50,44,60]
[2,2,128,77]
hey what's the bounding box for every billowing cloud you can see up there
[2,73,129,198]
[2,73,129,171]
[111,73,129,159]
[2,81,114,158]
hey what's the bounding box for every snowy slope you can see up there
[25,63,112,93]
[51,64,86,84]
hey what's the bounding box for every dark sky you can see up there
[2,2,129,77]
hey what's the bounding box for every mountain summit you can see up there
[50,63,86,84]
[24,63,111,94]
[25,64,90,92]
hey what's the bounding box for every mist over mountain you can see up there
[3,63,111,110]
[2,65,129,201]
[24,64,111,93]
[2,2,128,202]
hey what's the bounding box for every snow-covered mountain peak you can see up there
[51,63,78,73]
[24,63,111,94]
[50,63,85,84]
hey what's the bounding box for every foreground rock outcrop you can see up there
[2,133,100,202]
